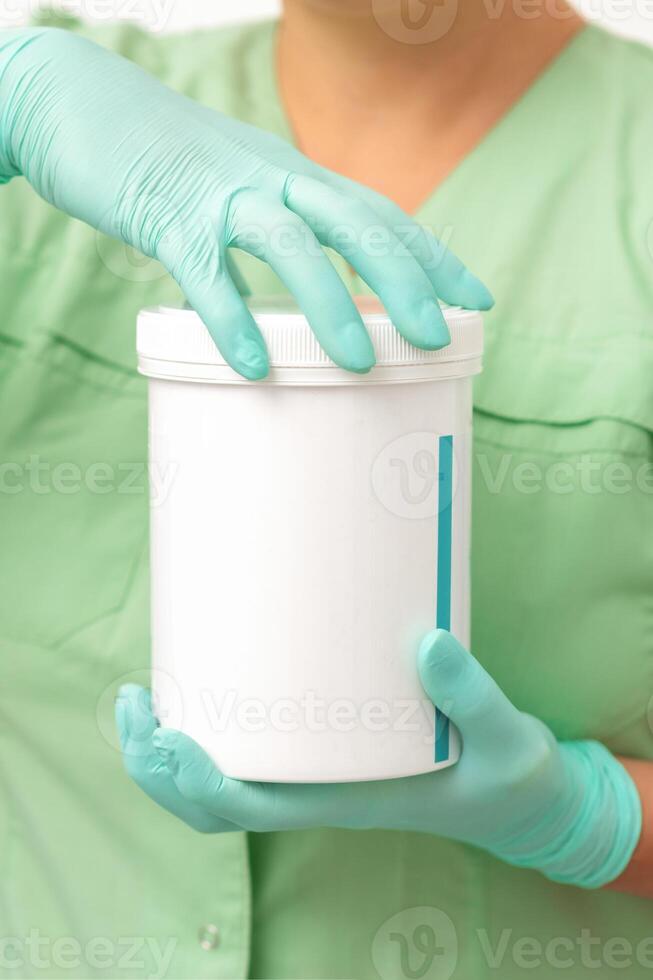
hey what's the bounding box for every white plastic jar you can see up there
[137,298,483,782]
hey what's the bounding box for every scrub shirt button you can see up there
[198,924,220,951]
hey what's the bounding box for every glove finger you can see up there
[318,169,494,311]
[227,189,375,373]
[151,728,285,829]
[116,685,238,833]
[115,683,157,759]
[285,174,450,350]
[158,228,269,380]
[417,630,525,755]
[151,728,399,832]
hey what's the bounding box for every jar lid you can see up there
[137,297,483,385]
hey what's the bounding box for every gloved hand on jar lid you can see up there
[0,27,493,379]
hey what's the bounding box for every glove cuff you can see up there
[492,741,642,889]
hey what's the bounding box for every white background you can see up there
[2,0,653,43]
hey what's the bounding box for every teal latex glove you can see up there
[0,28,492,379]
[116,630,641,889]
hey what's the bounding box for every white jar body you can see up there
[148,377,470,781]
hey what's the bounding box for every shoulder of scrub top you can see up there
[27,9,280,121]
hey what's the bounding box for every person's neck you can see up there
[277,0,585,211]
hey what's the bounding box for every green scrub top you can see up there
[2,13,653,979]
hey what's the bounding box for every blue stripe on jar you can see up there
[435,434,453,763]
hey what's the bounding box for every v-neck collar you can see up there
[251,19,595,221]
[412,24,594,222]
